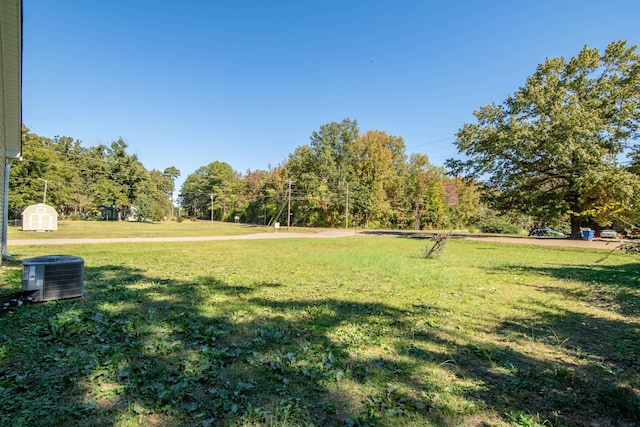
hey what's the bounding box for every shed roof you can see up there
[21,203,58,216]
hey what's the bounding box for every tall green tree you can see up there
[448,41,640,238]
[179,170,208,218]
[286,144,334,227]
[407,153,448,230]
[240,169,271,224]
[309,118,359,188]
[106,138,148,218]
[9,128,86,217]
[50,135,85,216]
[163,166,180,218]
[132,169,173,221]
[236,166,288,226]
[179,161,238,220]
[9,127,55,216]
[352,130,407,227]
[82,145,123,218]
[286,119,360,227]
[443,177,482,228]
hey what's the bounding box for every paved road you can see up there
[7,229,623,250]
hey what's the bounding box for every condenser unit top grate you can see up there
[24,255,84,265]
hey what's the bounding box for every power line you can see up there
[406,136,456,150]
[17,158,149,181]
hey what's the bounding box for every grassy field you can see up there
[7,220,271,240]
[0,237,638,426]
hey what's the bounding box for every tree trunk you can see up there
[569,215,582,240]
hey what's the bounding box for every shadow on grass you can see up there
[469,306,640,424]
[1,262,639,426]
[492,262,640,316]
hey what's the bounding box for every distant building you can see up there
[22,203,58,231]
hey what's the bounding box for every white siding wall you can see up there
[0,0,22,259]
[0,1,8,255]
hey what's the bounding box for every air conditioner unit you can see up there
[22,255,84,302]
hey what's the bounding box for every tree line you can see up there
[12,121,483,230]
[10,126,180,222]
[180,118,481,229]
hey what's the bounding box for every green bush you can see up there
[550,221,571,235]
[367,220,382,229]
[478,216,521,234]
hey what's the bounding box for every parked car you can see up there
[599,229,618,239]
[528,228,565,238]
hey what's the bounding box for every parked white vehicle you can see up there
[599,230,617,238]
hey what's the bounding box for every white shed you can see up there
[21,203,58,231]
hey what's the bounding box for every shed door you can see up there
[28,212,53,231]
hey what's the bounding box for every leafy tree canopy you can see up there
[448,40,640,238]
[10,127,179,221]
[179,161,239,220]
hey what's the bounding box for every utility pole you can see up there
[170,192,174,219]
[41,178,48,204]
[287,179,292,230]
[345,182,349,229]
[263,197,267,225]
[210,193,214,222]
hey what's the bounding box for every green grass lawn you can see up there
[7,220,271,240]
[0,237,638,426]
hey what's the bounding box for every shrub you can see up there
[619,241,640,255]
[478,216,520,234]
[552,221,571,235]
[421,233,451,259]
[367,220,382,229]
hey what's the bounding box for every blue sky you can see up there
[22,1,640,189]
